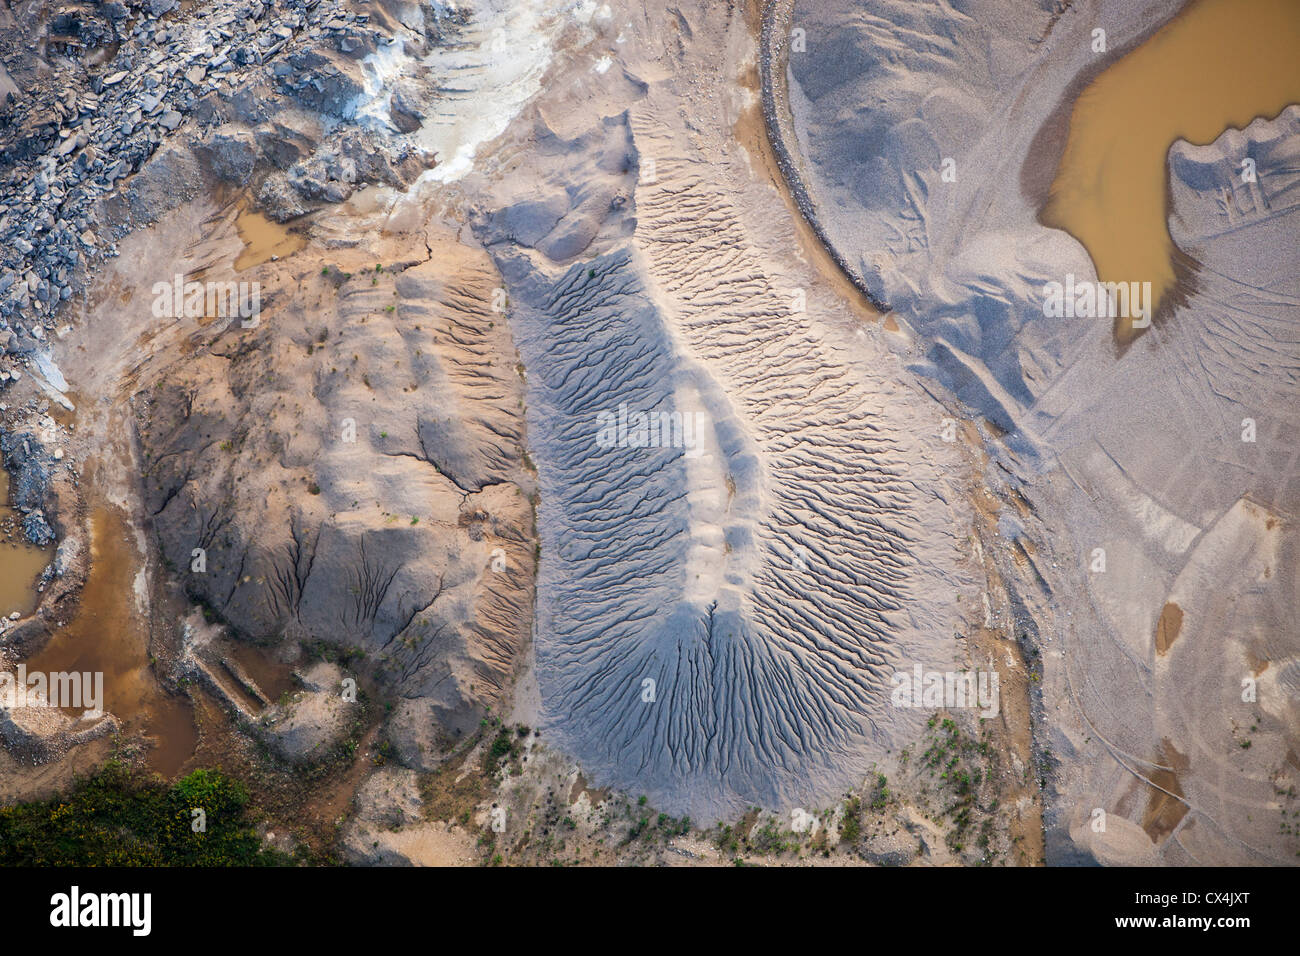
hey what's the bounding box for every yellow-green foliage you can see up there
[0,762,293,866]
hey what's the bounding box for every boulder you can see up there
[256,172,307,222]
[194,126,257,185]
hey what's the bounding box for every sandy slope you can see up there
[774,0,1300,864]
[465,0,978,822]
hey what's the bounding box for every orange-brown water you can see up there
[225,640,299,705]
[0,472,54,618]
[234,204,305,271]
[26,506,197,776]
[1042,0,1300,343]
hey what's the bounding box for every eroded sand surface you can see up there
[773,0,1300,863]
[469,0,980,820]
[0,0,1293,867]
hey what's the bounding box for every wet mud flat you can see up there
[26,505,197,777]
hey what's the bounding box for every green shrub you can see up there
[0,763,291,866]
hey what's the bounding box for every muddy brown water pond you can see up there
[0,472,54,619]
[25,505,198,777]
[234,204,306,271]
[1041,0,1300,344]
[1141,738,1191,842]
[225,640,299,706]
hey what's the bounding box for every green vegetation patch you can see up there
[0,762,292,866]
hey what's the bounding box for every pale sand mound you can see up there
[470,1,972,821]
[340,765,477,865]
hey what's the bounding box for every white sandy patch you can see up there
[350,32,416,131]
[413,0,603,184]
[31,351,75,410]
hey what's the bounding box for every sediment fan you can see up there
[490,156,964,817]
